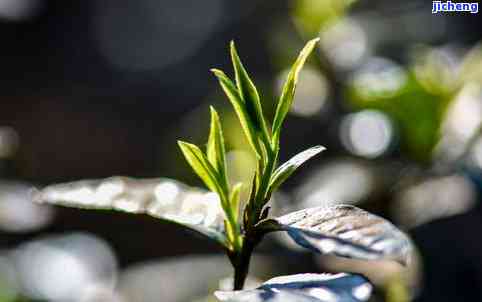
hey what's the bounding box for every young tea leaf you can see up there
[272,38,319,145]
[211,69,261,157]
[269,145,325,192]
[230,41,270,146]
[178,140,224,195]
[215,273,372,302]
[207,106,228,189]
[33,177,228,245]
[229,182,243,221]
[257,205,412,266]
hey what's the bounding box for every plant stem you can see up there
[233,258,250,290]
[232,237,256,290]
[232,138,277,290]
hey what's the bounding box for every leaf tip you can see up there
[210,68,225,78]
[315,145,326,152]
[177,140,193,151]
[209,105,219,118]
[229,39,237,53]
[229,40,242,66]
[309,37,320,44]
[232,182,244,191]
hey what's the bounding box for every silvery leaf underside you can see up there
[33,177,227,245]
[215,273,372,302]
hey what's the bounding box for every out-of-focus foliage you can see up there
[118,255,275,302]
[0,233,118,302]
[347,68,453,163]
[347,46,482,163]
[293,0,358,37]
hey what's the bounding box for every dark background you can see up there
[1,0,481,301]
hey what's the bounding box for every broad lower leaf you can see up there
[269,145,325,192]
[272,38,319,144]
[33,177,227,245]
[215,273,372,302]
[207,106,228,188]
[259,205,412,265]
[178,140,224,195]
[211,68,261,156]
[230,41,270,144]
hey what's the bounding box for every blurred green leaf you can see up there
[293,0,357,36]
[347,73,454,163]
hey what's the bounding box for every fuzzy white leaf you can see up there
[215,273,372,302]
[260,205,412,265]
[33,177,227,245]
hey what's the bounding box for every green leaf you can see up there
[257,205,413,266]
[215,273,372,302]
[207,106,228,188]
[178,140,224,195]
[33,177,228,246]
[230,41,270,145]
[272,38,319,144]
[230,182,243,220]
[211,68,261,156]
[269,145,325,192]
